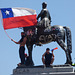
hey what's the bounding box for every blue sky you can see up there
[0,0,75,75]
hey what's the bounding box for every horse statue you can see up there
[23,25,72,66]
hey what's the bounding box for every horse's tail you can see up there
[64,26,72,53]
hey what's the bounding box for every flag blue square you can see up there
[1,8,14,19]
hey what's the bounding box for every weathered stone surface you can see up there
[12,64,75,75]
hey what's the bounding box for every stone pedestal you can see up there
[12,64,75,75]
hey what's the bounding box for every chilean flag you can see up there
[0,8,37,30]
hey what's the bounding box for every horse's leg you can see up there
[57,39,70,64]
[68,52,72,64]
[64,26,72,64]
[26,44,34,66]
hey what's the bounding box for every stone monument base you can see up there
[12,64,75,75]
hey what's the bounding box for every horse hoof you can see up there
[65,62,72,65]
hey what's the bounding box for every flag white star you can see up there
[5,10,10,15]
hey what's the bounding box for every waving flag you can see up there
[0,8,37,30]
[51,47,58,51]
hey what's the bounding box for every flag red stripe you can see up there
[3,15,37,30]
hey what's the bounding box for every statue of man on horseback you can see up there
[22,2,72,66]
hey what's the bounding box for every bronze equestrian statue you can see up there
[23,2,72,66]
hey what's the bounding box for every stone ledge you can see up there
[12,64,75,75]
[17,64,71,68]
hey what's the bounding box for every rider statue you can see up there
[37,2,51,32]
[35,2,51,45]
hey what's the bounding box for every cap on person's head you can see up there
[21,32,25,35]
[46,48,50,51]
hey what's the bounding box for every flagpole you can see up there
[0,10,12,40]
[4,30,12,39]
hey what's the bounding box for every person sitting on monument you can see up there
[42,48,54,67]
[37,2,51,35]
[11,32,27,66]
